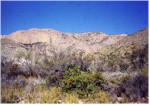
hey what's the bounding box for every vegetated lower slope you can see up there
[94,28,148,72]
[98,28,148,55]
[1,28,148,103]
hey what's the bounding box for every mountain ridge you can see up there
[2,28,127,53]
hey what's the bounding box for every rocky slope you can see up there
[3,28,127,53]
[1,28,148,72]
[1,28,148,103]
[93,28,148,71]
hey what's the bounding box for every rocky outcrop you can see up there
[3,28,127,53]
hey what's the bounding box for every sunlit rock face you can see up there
[3,28,127,53]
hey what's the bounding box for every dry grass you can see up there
[63,93,79,103]
[38,86,61,103]
[92,91,112,103]
[1,84,24,103]
[82,91,112,103]
[22,85,61,103]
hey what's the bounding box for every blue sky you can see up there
[1,1,148,35]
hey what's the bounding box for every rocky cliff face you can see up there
[3,28,127,53]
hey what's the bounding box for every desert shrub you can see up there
[137,66,148,75]
[129,72,148,101]
[61,66,105,98]
[2,63,26,79]
[16,51,27,60]
[119,63,129,72]
[46,75,61,87]
[12,75,27,88]
[117,69,148,101]
[129,45,148,70]
[64,65,81,78]
[1,62,39,79]
[63,93,79,103]
[43,57,56,67]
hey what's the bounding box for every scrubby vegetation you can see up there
[2,61,148,103]
[1,65,113,103]
[118,67,148,102]
[1,34,148,103]
[61,66,105,98]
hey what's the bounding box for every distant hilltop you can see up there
[2,28,127,53]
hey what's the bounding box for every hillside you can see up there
[1,28,148,103]
[3,28,126,53]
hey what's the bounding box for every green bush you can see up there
[63,65,81,79]
[61,66,105,98]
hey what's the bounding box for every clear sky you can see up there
[1,1,148,35]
